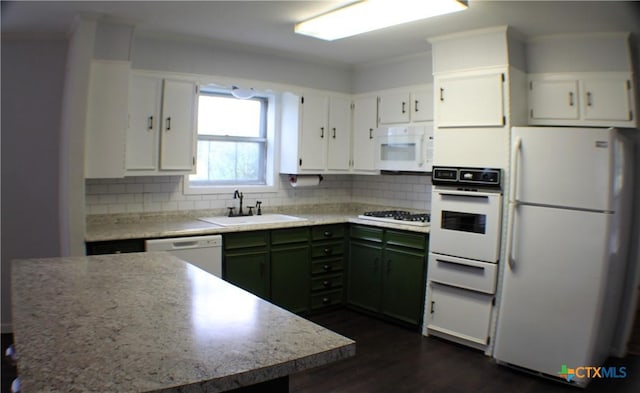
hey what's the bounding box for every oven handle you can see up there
[436,189,500,198]
[419,135,426,166]
[506,136,522,270]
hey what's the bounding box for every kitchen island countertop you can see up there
[11,252,355,392]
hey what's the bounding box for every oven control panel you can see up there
[432,167,501,188]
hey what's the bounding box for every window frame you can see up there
[184,88,279,195]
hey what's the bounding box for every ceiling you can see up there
[2,1,639,67]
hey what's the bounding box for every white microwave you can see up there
[374,125,433,172]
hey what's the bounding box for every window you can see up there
[186,88,277,194]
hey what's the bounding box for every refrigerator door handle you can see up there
[506,137,522,269]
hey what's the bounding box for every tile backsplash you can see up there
[85,174,432,215]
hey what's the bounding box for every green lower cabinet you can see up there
[271,244,310,313]
[380,247,427,325]
[347,225,428,327]
[225,251,269,300]
[347,241,382,313]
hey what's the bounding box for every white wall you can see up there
[132,32,353,93]
[1,36,68,332]
[352,52,432,93]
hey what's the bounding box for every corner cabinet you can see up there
[126,73,198,175]
[85,60,130,179]
[434,71,505,128]
[528,73,637,128]
[280,92,352,174]
[347,225,428,326]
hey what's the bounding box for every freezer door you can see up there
[494,204,610,383]
[511,127,615,211]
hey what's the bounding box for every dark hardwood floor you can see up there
[2,308,638,393]
[290,308,640,393]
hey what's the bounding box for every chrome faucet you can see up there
[233,190,244,216]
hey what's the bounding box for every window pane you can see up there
[190,141,265,184]
[198,95,263,137]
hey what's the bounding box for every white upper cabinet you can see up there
[280,92,352,174]
[411,88,434,122]
[528,79,579,120]
[435,71,505,128]
[327,96,352,171]
[85,60,130,179]
[127,73,197,175]
[528,73,636,127]
[352,95,378,173]
[378,85,434,125]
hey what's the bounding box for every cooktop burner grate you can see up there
[359,210,430,226]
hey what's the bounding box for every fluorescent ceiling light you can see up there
[295,0,468,41]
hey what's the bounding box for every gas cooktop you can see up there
[357,210,430,227]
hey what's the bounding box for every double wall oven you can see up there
[424,167,503,350]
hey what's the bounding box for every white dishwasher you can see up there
[145,235,223,278]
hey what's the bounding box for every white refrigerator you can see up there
[493,127,635,387]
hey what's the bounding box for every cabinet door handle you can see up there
[369,128,373,139]
[430,300,435,314]
[414,100,419,112]
[166,117,172,131]
[148,116,154,130]
[587,91,593,106]
[440,88,444,102]
[569,92,574,107]
[332,127,336,139]
[320,127,324,138]
[401,101,406,114]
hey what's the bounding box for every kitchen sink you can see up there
[199,214,307,227]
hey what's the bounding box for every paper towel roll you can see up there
[289,175,322,187]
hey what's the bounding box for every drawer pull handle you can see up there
[323,264,332,271]
[323,231,332,237]
[322,297,331,304]
[430,300,435,314]
[323,248,333,255]
[323,280,331,288]
[436,259,485,271]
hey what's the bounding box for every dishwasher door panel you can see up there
[146,235,222,277]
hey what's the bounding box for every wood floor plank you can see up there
[290,308,640,393]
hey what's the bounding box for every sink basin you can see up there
[199,214,307,227]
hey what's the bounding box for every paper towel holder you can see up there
[288,174,323,187]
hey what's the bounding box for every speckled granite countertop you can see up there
[11,252,355,393]
[86,205,430,242]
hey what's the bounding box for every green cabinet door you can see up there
[381,247,427,325]
[225,251,269,300]
[347,241,382,313]
[271,244,310,314]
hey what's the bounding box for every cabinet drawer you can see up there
[311,224,345,241]
[271,227,309,245]
[428,253,497,294]
[311,273,344,292]
[350,225,383,243]
[311,289,343,309]
[311,258,343,275]
[311,242,344,258]
[224,231,268,250]
[385,230,427,251]
[426,282,493,345]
